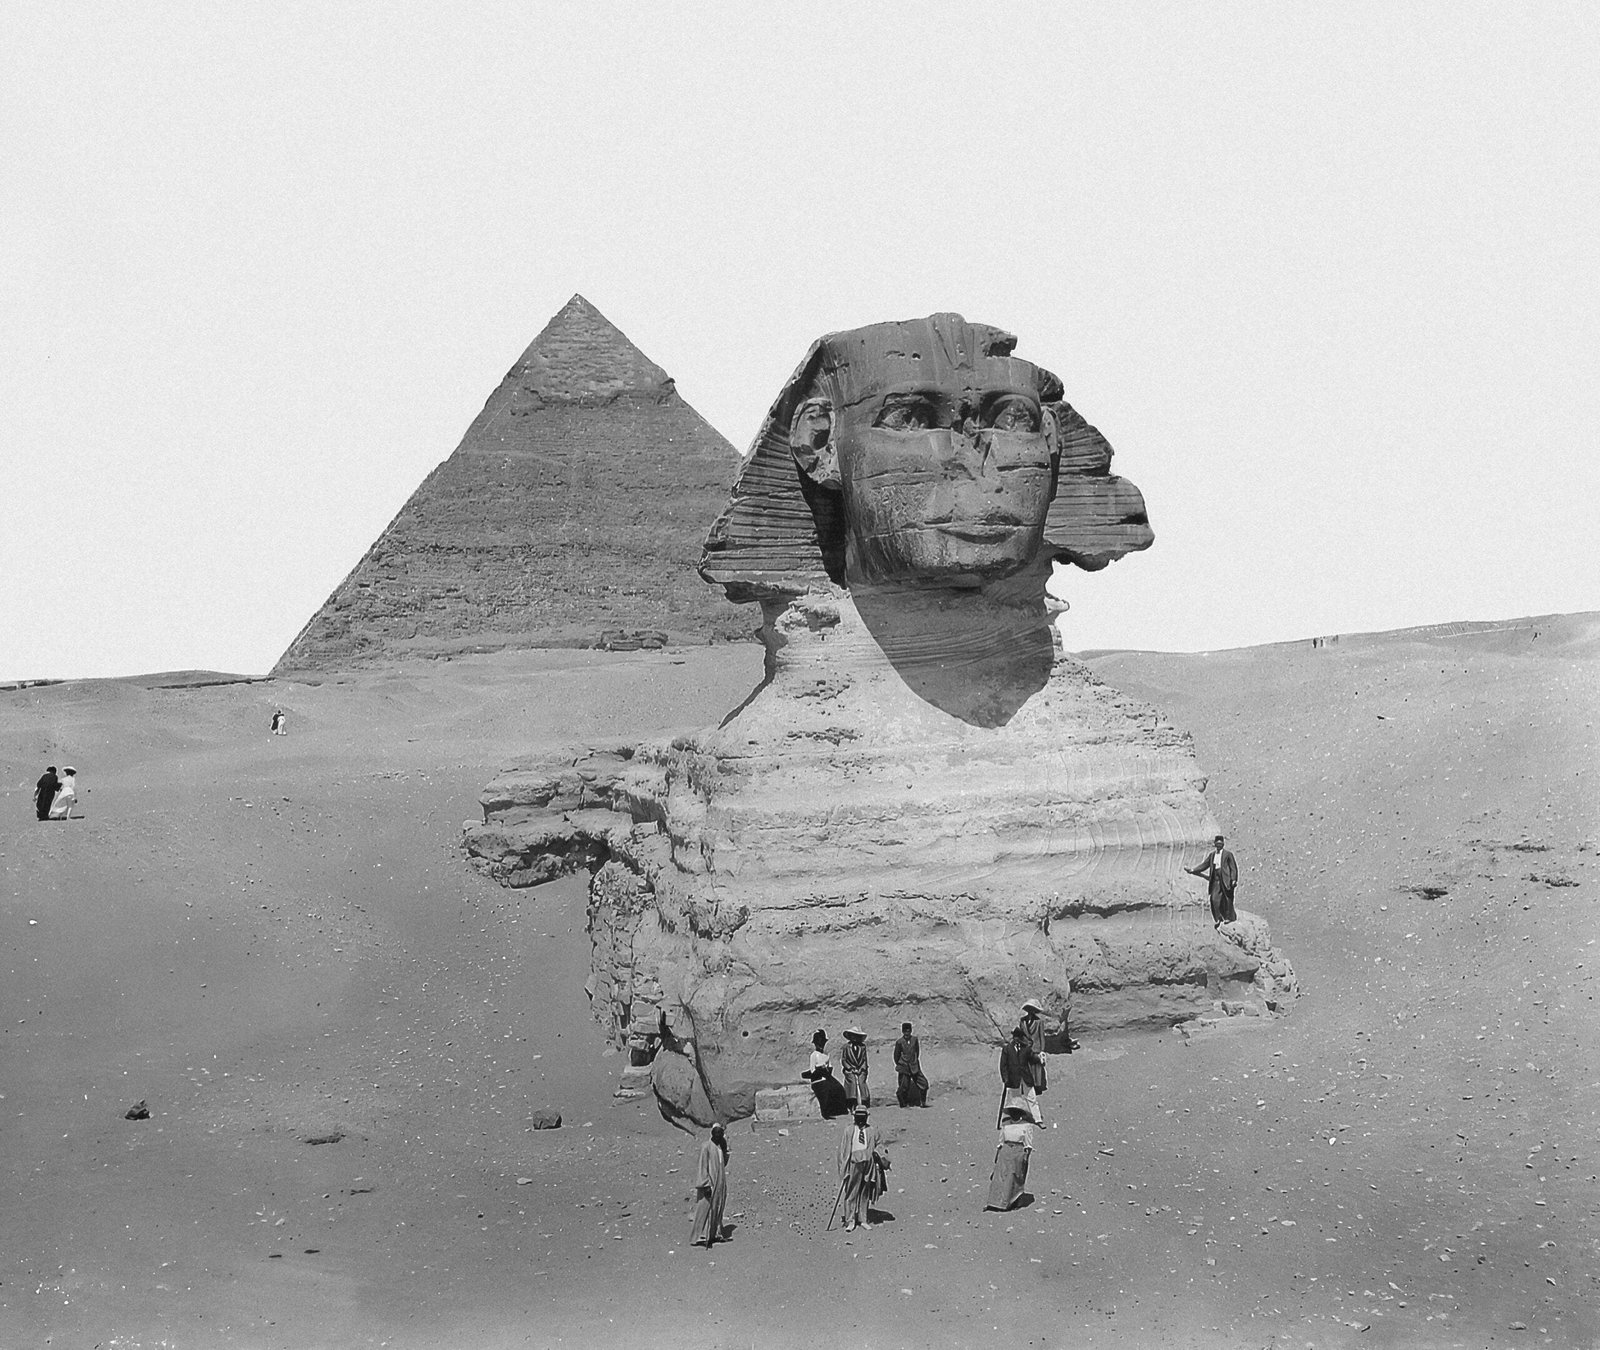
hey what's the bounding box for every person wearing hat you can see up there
[48,767,78,820]
[999,1023,1041,1124]
[893,1021,928,1108]
[1020,998,1049,1113]
[689,1122,729,1247]
[985,1103,1035,1211]
[836,1105,889,1232]
[840,1026,870,1109]
[1186,833,1238,926]
[803,1029,850,1117]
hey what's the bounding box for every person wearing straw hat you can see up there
[1020,997,1049,1098]
[985,1103,1035,1211]
[840,1025,870,1109]
[836,1105,888,1232]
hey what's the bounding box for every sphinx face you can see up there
[826,327,1055,587]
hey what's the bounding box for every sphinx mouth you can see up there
[935,523,1022,543]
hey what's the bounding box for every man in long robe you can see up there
[836,1106,887,1232]
[1021,998,1048,1094]
[840,1027,869,1108]
[34,767,59,821]
[893,1022,928,1107]
[689,1123,728,1247]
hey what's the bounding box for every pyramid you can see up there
[273,296,747,674]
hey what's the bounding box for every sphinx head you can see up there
[783,315,1058,587]
[701,313,1151,603]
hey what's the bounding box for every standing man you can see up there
[1187,833,1238,926]
[893,1021,928,1107]
[999,1024,1040,1124]
[840,1026,870,1109]
[836,1105,888,1232]
[1020,997,1049,1101]
[34,766,59,821]
[688,1122,728,1248]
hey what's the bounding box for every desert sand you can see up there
[3,616,1597,1349]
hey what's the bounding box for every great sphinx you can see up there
[466,314,1296,1121]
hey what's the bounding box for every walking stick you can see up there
[995,1084,1009,1130]
[824,1169,849,1232]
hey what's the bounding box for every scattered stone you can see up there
[529,1109,562,1130]
[303,1130,344,1146]
[123,1100,150,1121]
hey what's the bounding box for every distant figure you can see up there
[893,1021,928,1107]
[1020,997,1049,1097]
[836,1106,889,1232]
[999,1024,1041,1124]
[840,1026,870,1109]
[689,1122,728,1247]
[986,1104,1035,1210]
[1187,833,1238,926]
[48,767,78,821]
[34,766,59,821]
[803,1029,850,1117]
[270,710,287,736]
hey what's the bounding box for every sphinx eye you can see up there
[985,395,1041,433]
[875,395,939,432]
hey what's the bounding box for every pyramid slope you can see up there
[273,297,746,674]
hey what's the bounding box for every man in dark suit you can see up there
[34,766,59,821]
[893,1021,928,1107]
[1187,833,1238,926]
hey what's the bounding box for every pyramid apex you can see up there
[509,295,672,404]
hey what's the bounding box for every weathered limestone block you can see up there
[753,1083,824,1124]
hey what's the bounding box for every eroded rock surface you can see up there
[463,313,1297,1119]
[465,587,1299,1117]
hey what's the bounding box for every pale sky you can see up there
[4,4,1596,680]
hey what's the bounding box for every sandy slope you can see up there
[1,620,1596,1349]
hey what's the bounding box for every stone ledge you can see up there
[753,1083,824,1124]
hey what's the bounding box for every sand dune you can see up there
[2,622,1596,1347]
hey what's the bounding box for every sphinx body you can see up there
[466,314,1296,1120]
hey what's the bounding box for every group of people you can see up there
[989,996,1055,1211]
[802,1021,929,1118]
[688,835,1244,1243]
[33,765,77,821]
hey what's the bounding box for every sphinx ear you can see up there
[788,395,840,488]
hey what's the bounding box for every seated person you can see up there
[802,1028,850,1117]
